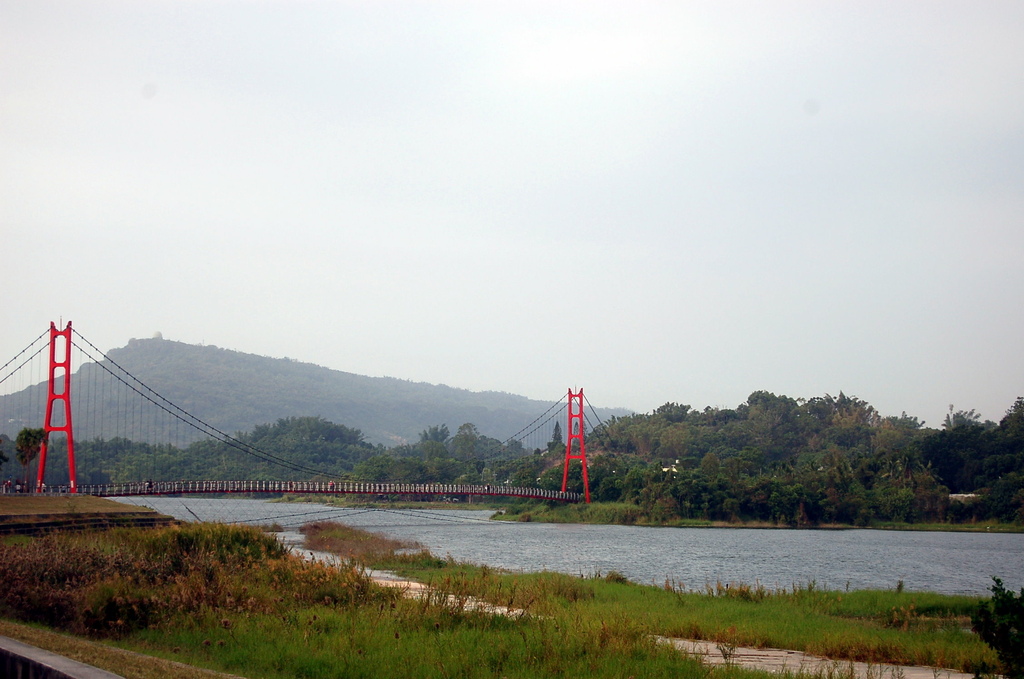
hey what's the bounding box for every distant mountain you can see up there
[0,337,630,446]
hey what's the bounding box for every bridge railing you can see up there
[76,480,581,503]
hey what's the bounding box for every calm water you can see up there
[115,497,1024,596]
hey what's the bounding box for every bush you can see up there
[0,523,392,637]
[972,577,1024,678]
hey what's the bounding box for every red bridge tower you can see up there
[36,321,77,493]
[561,388,591,503]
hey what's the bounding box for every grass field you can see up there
[321,522,998,675]
[0,619,242,679]
[0,522,717,678]
[0,517,1004,678]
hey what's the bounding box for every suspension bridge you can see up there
[1,322,598,503]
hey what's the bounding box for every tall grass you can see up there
[302,519,994,673]
[300,520,420,561]
[133,603,702,679]
[0,522,394,637]
[575,579,992,672]
[0,523,714,678]
[499,501,714,526]
[0,521,1000,678]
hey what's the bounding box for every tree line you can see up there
[4,393,1022,525]
[564,392,1024,524]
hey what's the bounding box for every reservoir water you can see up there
[115,497,1024,596]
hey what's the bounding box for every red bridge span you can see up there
[76,480,583,502]
[6,321,597,504]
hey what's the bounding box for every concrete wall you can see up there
[0,635,123,679]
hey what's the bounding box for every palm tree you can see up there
[15,427,46,489]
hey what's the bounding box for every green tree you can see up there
[653,402,690,423]
[15,428,46,486]
[0,433,11,470]
[699,452,721,478]
[420,440,448,460]
[1000,397,1024,439]
[419,425,450,444]
[547,421,563,454]
[972,577,1024,678]
[944,405,982,430]
[453,423,479,461]
[353,455,395,481]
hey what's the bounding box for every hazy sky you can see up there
[3,1,1022,428]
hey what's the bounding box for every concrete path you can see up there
[663,638,975,679]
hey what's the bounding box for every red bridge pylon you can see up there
[561,388,591,503]
[36,321,77,493]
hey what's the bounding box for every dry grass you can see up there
[300,520,421,561]
[0,496,151,517]
[0,619,243,679]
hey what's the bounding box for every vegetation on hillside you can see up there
[497,394,1024,526]
[11,377,1023,527]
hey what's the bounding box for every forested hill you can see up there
[55,337,628,446]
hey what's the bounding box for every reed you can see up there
[0,523,716,678]
[0,520,1001,678]
[299,520,420,561]
[574,579,992,672]
[300,519,994,673]
[0,522,395,638]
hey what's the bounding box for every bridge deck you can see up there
[76,480,581,502]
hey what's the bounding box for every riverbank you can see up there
[262,494,1024,532]
[0,495,177,536]
[495,501,1024,532]
[0,522,709,678]
[289,525,982,679]
[0,518,1008,678]
[302,521,998,676]
[274,493,505,510]
[0,495,158,516]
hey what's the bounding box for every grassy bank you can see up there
[0,618,240,679]
[495,501,1024,532]
[0,523,714,678]
[306,522,998,675]
[0,519,1003,678]
[0,495,155,517]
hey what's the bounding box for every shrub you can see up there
[0,523,392,637]
[972,577,1024,678]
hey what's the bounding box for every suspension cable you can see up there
[0,329,49,378]
[582,391,607,429]
[501,395,566,447]
[72,330,334,476]
[0,340,48,388]
[514,411,562,448]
